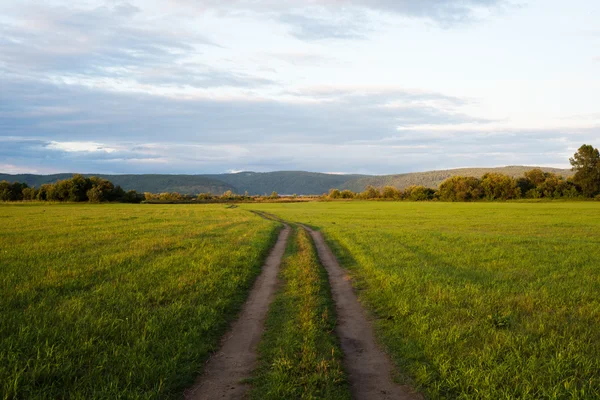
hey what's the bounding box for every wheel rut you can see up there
[185,224,290,400]
[302,225,422,400]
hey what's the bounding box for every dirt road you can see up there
[303,225,422,400]
[185,225,290,400]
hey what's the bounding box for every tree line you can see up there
[0,174,143,203]
[325,144,600,201]
[2,144,599,203]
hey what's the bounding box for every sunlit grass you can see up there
[247,202,600,399]
[0,203,278,399]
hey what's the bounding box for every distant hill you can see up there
[0,166,572,196]
[203,171,367,195]
[341,166,573,192]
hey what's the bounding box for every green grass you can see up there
[246,202,600,399]
[250,227,350,400]
[0,203,278,399]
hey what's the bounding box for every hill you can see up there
[203,171,367,195]
[0,166,572,196]
[341,166,573,192]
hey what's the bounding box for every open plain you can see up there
[2,201,600,399]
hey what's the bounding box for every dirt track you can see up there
[186,211,420,400]
[184,225,290,400]
[303,225,422,400]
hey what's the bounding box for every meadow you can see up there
[248,201,600,399]
[0,203,278,399]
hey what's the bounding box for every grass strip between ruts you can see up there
[250,226,350,400]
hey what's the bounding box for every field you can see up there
[0,203,278,399]
[247,201,600,399]
[3,201,600,399]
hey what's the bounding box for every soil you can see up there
[303,225,422,400]
[184,225,290,400]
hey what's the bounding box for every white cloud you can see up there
[0,163,42,174]
[46,141,118,153]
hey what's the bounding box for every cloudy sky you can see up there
[1,0,599,175]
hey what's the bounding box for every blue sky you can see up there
[1,0,599,175]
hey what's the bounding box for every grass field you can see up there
[247,202,600,399]
[250,227,350,399]
[0,203,278,399]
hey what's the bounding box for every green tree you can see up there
[570,144,600,197]
[22,187,37,200]
[360,186,379,199]
[68,174,92,202]
[86,187,103,203]
[340,190,355,199]
[524,168,547,186]
[381,186,401,199]
[328,189,342,199]
[480,173,520,200]
[404,185,435,201]
[0,181,11,201]
[438,176,482,201]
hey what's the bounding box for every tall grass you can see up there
[0,203,278,399]
[250,227,350,399]
[249,202,600,399]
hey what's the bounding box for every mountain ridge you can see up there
[0,166,572,196]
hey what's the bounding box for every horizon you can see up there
[1,0,599,174]
[0,164,572,178]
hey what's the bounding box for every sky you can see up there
[1,0,599,175]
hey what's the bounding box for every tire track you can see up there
[185,224,290,400]
[302,225,422,400]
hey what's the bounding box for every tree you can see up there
[68,174,91,202]
[516,176,535,197]
[480,173,520,200]
[22,187,37,200]
[524,168,546,186]
[328,189,342,199]
[381,186,401,199]
[0,181,12,201]
[570,144,600,197]
[404,185,435,201]
[123,190,142,203]
[438,176,482,201]
[340,190,355,199]
[360,186,379,199]
[86,187,103,203]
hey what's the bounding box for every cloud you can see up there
[0,76,483,146]
[266,51,340,67]
[1,3,189,73]
[0,1,274,91]
[169,0,508,41]
[2,75,598,175]
[184,0,506,24]
[279,12,368,41]
[46,141,118,153]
